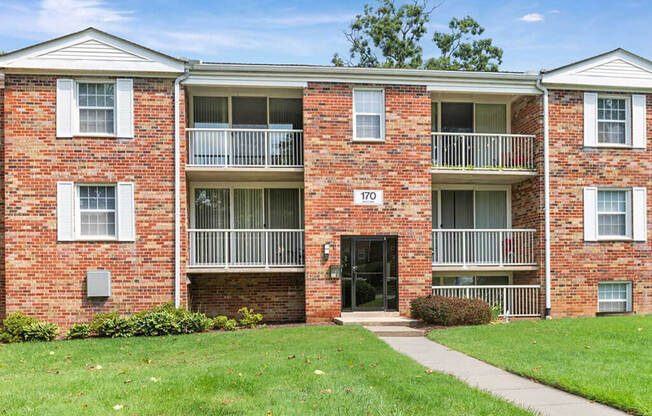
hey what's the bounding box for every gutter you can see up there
[536,77,552,319]
[174,68,190,308]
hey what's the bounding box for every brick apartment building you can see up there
[0,28,649,329]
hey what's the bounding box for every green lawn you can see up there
[0,325,533,416]
[429,315,652,416]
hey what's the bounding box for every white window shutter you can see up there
[116,78,134,138]
[57,182,74,241]
[117,182,135,241]
[56,79,74,138]
[583,92,598,147]
[632,187,647,241]
[632,94,646,149]
[584,187,598,241]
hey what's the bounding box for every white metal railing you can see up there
[187,128,303,167]
[188,229,304,267]
[432,285,540,317]
[432,229,536,266]
[432,133,535,170]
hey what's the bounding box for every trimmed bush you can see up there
[411,295,492,326]
[95,316,134,338]
[177,312,212,334]
[90,312,120,333]
[22,322,59,342]
[237,307,263,328]
[132,311,179,336]
[223,319,238,331]
[0,312,37,343]
[213,316,229,329]
[66,323,91,339]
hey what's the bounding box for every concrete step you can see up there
[340,311,400,318]
[364,325,424,337]
[334,316,420,327]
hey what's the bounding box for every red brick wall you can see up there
[188,273,305,322]
[547,89,651,316]
[303,82,432,321]
[511,95,546,294]
[2,75,182,328]
[0,77,4,320]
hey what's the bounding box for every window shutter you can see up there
[632,94,646,149]
[583,187,598,241]
[632,187,647,241]
[583,92,598,147]
[116,78,134,138]
[117,182,135,241]
[57,182,74,241]
[56,79,74,138]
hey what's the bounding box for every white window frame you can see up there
[433,271,513,286]
[596,188,632,240]
[596,95,631,147]
[353,88,385,142]
[74,79,117,137]
[74,183,118,240]
[597,281,632,313]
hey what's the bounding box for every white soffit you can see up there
[542,49,652,90]
[0,27,185,75]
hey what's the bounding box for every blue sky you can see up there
[0,0,650,71]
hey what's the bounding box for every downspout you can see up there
[174,68,190,308]
[536,77,552,319]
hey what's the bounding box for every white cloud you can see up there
[519,13,544,22]
[37,0,133,34]
[549,9,561,14]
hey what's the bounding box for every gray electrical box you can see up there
[87,270,111,297]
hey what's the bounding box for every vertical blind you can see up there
[193,96,228,128]
[194,188,303,230]
[475,191,507,228]
[270,98,303,129]
[232,97,267,128]
[475,104,506,134]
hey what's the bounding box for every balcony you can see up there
[186,128,303,181]
[432,229,537,271]
[432,285,540,317]
[188,229,304,271]
[431,133,537,184]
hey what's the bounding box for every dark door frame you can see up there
[341,235,398,312]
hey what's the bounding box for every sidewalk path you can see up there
[381,336,627,416]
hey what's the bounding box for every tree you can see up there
[425,16,502,71]
[333,0,503,71]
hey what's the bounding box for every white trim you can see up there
[352,88,385,141]
[76,80,117,136]
[597,281,633,313]
[596,95,631,146]
[74,183,118,241]
[595,188,633,240]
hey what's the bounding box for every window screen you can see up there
[78,83,115,134]
[193,96,228,128]
[597,190,628,237]
[232,97,267,129]
[79,185,116,237]
[354,89,384,139]
[598,98,627,144]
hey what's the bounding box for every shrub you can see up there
[22,322,60,342]
[177,312,212,334]
[66,323,91,339]
[355,280,376,306]
[132,311,179,336]
[213,316,229,329]
[95,316,134,338]
[411,295,492,326]
[223,319,238,331]
[237,307,263,328]
[1,312,37,343]
[90,312,120,333]
[491,303,502,321]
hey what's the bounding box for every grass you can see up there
[0,325,534,416]
[429,315,652,415]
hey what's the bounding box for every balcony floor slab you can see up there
[432,265,538,272]
[431,168,537,184]
[186,166,303,182]
[187,266,304,274]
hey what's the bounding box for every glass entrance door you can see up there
[341,236,398,312]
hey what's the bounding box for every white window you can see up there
[353,89,385,140]
[597,189,631,238]
[78,83,115,134]
[78,185,116,238]
[598,282,632,313]
[597,97,629,145]
[56,182,135,242]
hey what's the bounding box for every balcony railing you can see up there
[187,128,303,167]
[432,133,535,170]
[432,285,540,317]
[432,229,536,266]
[188,229,304,268]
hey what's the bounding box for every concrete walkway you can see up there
[381,336,627,416]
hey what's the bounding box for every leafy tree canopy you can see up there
[332,0,503,71]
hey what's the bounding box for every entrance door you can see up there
[341,236,398,311]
